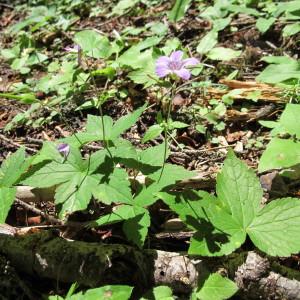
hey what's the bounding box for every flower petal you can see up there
[156,56,170,66]
[156,65,171,78]
[174,68,191,80]
[182,57,199,66]
[170,50,184,62]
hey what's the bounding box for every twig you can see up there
[15,198,64,225]
[0,133,38,153]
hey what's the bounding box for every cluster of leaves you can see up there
[2,105,300,298]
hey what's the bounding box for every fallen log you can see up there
[0,230,203,294]
[0,229,300,299]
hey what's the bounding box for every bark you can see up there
[0,231,204,294]
[1,230,300,299]
[235,252,300,300]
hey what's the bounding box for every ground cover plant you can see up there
[1,0,300,299]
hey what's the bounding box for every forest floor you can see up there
[1,1,300,299]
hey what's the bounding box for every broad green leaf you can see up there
[122,206,150,248]
[196,273,238,300]
[283,23,300,37]
[135,164,196,206]
[158,190,216,230]
[256,17,276,34]
[212,17,231,32]
[207,47,241,61]
[49,285,133,300]
[261,56,295,65]
[142,124,163,143]
[216,150,262,228]
[0,187,16,223]
[258,138,300,172]
[141,286,174,300]
[248,198,300,256]
[169,0,191,22]
[278,103,300,138]
[197,31,218,55]
[74,30,111,59]
[188,202,246,256]
[93,168,133,205]
[111,104,146,139]
[256,61,300,84]
[0,147,30,187]
[21,148,108,218]
[94,205,150,248]
[111,0,139,16]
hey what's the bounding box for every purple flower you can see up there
[57,143,70,158]
[64,44,81,53]
[155,50,199,80]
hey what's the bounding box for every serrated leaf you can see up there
[196,273,238,300]
[111,104,146,139]
[142,124,163,143]
[189,204,246,256]
[217,150,262,228]
[0,187,16,223]
[0,147,31,187]
[94,204,150,248]
[21,148,108,218]
[258,138,300,172]
[134,164,196,207]
[93,168,133,205]
[248,198,300,256]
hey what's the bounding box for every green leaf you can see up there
[142,124,163,143]
[94,205,150,248]
[111,104,146,139]
[256,61,300,84]
[197,31,218,55]
[261,56,295,65]
[135,164,196,207]
[283,23,300,37]
[49,285,133,300]
[93,168,133,205]
[0,187,16,223]
[141,286,174,300]
[74,30,111,59]
[21,148,108,218]
[0,147,31,187]
[248,198,300,256]
[278,104,300,138]
[196,273,238,300]
[169,0,191,22]
[111,0,139,16]
[207,47,241,61]
[216,150,262,228]
[258,138,300,172]
[256,17,276,34]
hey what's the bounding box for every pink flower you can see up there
[155,50,199,80]
[64,44,81,53]
[57,143,70,158]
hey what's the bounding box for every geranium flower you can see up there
[64,44,81,53]
[155,50,199,80]
[57,143,70,158]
